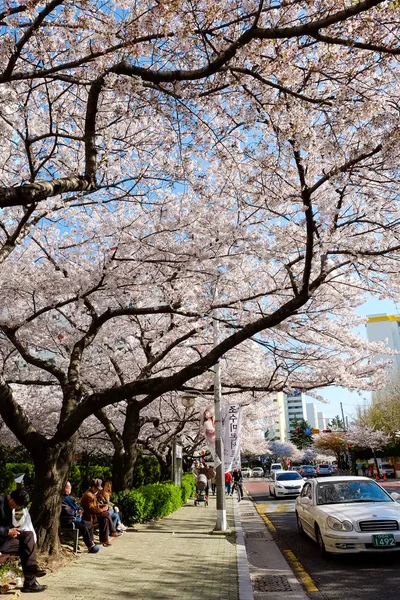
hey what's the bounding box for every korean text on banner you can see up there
[223,405,243,472]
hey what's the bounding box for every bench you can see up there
[59,523,79,553]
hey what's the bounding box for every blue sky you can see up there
[306,298,400,426]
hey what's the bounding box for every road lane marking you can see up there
[283,550,318,593]
[254,503,276,532]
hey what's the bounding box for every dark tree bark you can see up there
[29,439,77,554]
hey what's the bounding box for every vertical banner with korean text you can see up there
[222,404,243,471]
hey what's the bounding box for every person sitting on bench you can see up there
[0,488,47,594]
[61,482,100,554]
[80,479,121,547]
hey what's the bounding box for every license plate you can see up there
[372,533,396,547]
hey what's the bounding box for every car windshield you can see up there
[317,480,393,505]
[276,473,302,481]
[318,465,329,469]
[302,466,314,470]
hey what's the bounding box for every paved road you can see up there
[245,478,400,600]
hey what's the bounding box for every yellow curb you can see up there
[283,549,318,593]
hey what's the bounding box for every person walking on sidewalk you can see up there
[0,488,47,593]
[232,469,244,501]
[225,471,232,495]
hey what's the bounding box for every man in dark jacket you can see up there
[61,482,100,553]
[232,469,244,501]
[0,488,47,593]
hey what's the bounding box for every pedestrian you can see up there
[225,471,232,495]
[211,473,217,495]
[0,488,47,593]
[232,469,244,501]
[361,465,367,477]
[80,479,121,546]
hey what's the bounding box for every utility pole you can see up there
[340,402,346,431]
[213,314,228,532]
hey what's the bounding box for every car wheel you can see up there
[315,525,328,558]
[296,512,305,536]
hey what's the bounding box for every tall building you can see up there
[266,392,319,442]
[366,314,400,371]
[306,403,319,429]
[317,411,328,430]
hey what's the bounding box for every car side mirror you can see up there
[299,496,311,505]
[391,492,400,501]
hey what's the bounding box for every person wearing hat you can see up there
[80,479,121,546]
[0,488,47,593]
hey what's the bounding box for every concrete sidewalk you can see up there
[21,493,309,600]
[25,497,239,600]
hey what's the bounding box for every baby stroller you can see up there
[194,473,209,507]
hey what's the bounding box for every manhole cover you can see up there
[241,512,255,517]
[251,575,292,592]
[245,531,268,539]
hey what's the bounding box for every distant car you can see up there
[270,463,283,476]
[252,467,264,478]
[377,463,395,478]
[316,464,333,477]
[300,465,317,478]
[291,466,302,473]
[330,465,338,474]
[241,467,252,478]
[270,471,305,497]
[296,476,400,555]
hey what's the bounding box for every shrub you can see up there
[6,463,35,493]
[0,465,16,494]
[79,465,113,493]
[132,455,161,487]
[116,482,185,524]
[67,463,82,494]
[114,489,147,524]
[181,473,196,503]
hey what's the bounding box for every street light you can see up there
[181,394,196,409]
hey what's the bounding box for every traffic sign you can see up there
[312,428,320,434]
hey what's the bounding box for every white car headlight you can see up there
[276,484,284,488]
[327,516,353,532]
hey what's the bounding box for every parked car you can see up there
[241,467,252,478]
[270,463,283,476]
[291,466,302,473]
[295,476,400,555]
[300,465,317,478]
[378,462,395,478]
[252,467,264,478]
[316,464,333,477]
[270,471,305,497]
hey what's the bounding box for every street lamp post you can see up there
[213,316,228,532]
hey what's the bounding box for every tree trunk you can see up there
[111,401,141,492]
[112,444,139,492]
[29,440,76,554]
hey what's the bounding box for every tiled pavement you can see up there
[26,496,239,600]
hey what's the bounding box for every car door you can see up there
[297,482,315,537]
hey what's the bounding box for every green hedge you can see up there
[181,473,196,503]
[0,465,16,494]
[115,474,196,524]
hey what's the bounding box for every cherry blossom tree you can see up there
[1,0,400,554]
[347,424,391,475]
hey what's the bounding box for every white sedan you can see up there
[269,470,305,497]
[295,476,400,556]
